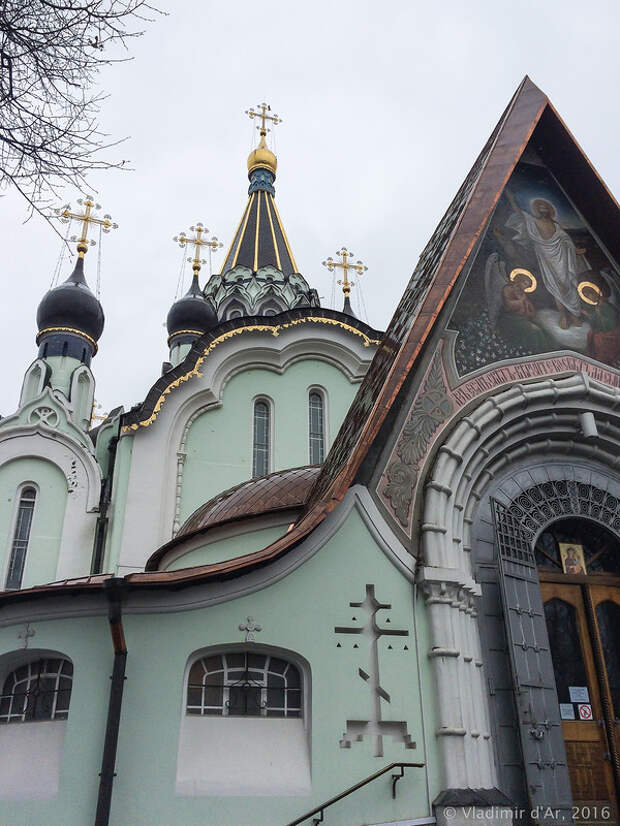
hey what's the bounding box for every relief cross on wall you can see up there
[335,584,416,757]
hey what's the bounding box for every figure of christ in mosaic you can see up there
[505,189,587,329]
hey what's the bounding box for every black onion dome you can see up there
[166,273,217,342]
[36,257,105,343]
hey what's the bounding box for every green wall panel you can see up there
[180,360,357,523]
[0,457,67,589]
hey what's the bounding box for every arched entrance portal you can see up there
[537,517,620,822]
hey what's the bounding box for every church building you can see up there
[0,78,618,826]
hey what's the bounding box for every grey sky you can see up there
[1,0,618,416]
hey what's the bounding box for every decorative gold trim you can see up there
[578,280,603,305]
[509,267,537,293]
[269,194,298,273]
[253,190,262,271]
[264,192,282,270]
[37,326,98,352]
[122,318,381,433]
[167,329,205,345]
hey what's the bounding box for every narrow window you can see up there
[252,400,270,478]
[308,391,325,464]
[0,658,73,723]
[6,487,36,590]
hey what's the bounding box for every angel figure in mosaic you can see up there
[484,252,551,353]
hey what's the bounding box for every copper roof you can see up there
[180,465,320,535]
[145,465,320,571]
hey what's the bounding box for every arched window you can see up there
[177,648,310,796]
[0,658,73,723]
[252,399,271,478]
[187,652,301,717]
[308,390,325,464]
[5,487,36,590]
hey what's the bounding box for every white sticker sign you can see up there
[559,703,575,720]
[569,686,589,703]
[578,703,593,720]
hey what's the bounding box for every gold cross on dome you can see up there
[56,196,118,258]
[322,247,367,297]
[245,102,282,136]
[173,223,223,276]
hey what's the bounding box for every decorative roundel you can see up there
[29,406,59,428]
[509,268,537,293]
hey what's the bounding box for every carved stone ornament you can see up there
[335,585,415,757]
[29,406,59,428]
[66,459,79,492]
[18,623,36,649]
[382,349,453,527]
[239,616,262,643]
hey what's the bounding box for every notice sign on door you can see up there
[578,703,593,720]
[559,703,575,720]
[569,685,589,703]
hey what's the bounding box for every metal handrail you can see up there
[284,761,425,826]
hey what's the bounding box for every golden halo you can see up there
[509,268,537,293]
[578,280,602,305]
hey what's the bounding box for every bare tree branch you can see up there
[0,0,161,221]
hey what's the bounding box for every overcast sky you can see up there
[1,0,618,416]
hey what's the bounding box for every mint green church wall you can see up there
[0,458,67,589]
[180,360,358,523]
[105,435,133,574]
[0,505,440,825]
[109,507,440,826]
[164,523,287,569]
[0,617,111,826]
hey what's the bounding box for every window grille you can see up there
[186,652,301,718]
[0,658,73,723]
[252,400,270,478]
[6,487,36,590]
[308,391,325,464]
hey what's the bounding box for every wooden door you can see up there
[540,582,617,824]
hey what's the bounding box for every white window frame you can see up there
[251,395,274,478]
[183,644,311,732]
[0,655,73,723]
[307,386,328,465]
[4,483,38,591]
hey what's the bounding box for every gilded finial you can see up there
[174,223,223,277]
[322,247,367,298]
[245,103,281,175]
[90,400,108,427]
[245,102,282,141]
[57,196,118,258]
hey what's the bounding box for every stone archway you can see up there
[415,372,620,817]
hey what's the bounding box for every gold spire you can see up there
[322,247,367,299]
[174,223,223,276]
[246,102,281,174]
[57,196,118,258]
